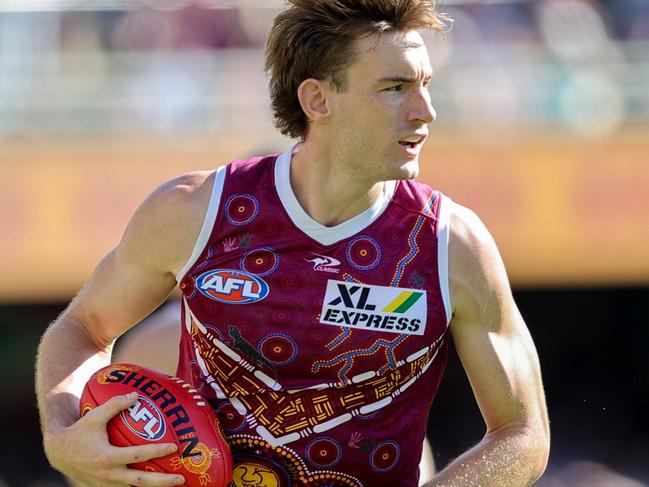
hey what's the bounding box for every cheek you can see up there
[362,102,398,132]
[335,98,399,149]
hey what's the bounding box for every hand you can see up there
[44,393,186,487]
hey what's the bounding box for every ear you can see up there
[297,78,331,123]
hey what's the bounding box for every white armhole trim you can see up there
[437,194,452,325]
[176,165,227,283]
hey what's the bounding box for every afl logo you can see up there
[121,395,166,441]
[196,269,269,304]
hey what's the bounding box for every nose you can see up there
[409,86,436,124]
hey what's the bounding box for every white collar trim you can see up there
[274,147,396,246]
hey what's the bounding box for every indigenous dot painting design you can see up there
[306,437,343,468]
[325,328,352,351]
[215,402,246,432]
[311,334,408,383]
[271,308,293,326]
[345,235,381,271]
[389,192,438,287]
[261,218,280,238]
[369,440,400,473]
[185,300,446,447]
[278,274,299,291]
[225,193,259,226]
[229,434,363,487]
[258,333,298,365]
[178,158,450,487]
[240,247,280,276]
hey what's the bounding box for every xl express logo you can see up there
[196,269,269,304]
[320,280,427,335]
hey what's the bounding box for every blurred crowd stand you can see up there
[0,0,648,137]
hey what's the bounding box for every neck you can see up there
[289,142,387,227]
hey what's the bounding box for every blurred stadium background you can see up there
[0,0,648,485]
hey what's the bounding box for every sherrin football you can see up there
[79,363,233,487]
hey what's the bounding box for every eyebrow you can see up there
[378,75,432,84]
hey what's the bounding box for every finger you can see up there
[109,443,178,464]
[87,392,139,425]
[122,468,185,487]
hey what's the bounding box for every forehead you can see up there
[348,30,432,79]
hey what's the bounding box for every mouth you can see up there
[398,134,427,152]
[399,140,420,149]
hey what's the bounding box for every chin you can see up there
[394,159,420,180]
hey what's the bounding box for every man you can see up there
[36,1,550,486]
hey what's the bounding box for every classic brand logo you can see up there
[305,253,341,274]
[121,395,166,441]
[320,280,427,335]
[196,269,269,304]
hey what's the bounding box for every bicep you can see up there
[61,176,202,350]
[66,245,177,351]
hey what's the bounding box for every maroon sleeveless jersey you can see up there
[176,148,452,487]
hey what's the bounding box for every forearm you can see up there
[35,314,113,438]
[35,314,184,486]
[424,425,548,487]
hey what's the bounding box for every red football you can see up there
[79,363,233,487]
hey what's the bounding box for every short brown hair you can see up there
[265,0,450,140]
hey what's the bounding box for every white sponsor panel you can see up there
[320,280,427,336]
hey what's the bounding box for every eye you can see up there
[384,84,403,92]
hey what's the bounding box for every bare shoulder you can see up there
[448,200,503,282]
[447,200,513,323]
[149,170,215,218]
[119,170,216,277]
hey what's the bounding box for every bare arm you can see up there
[113,300,182,375]
[425,203,550,487]
[35,171,213,487]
